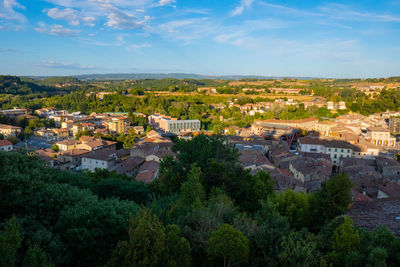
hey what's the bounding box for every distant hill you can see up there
[0,75,82,95]
[69,73,317,81]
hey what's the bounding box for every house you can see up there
[298,137,360,165]
[0,124,22,137]
[133,126,145,134]
[135,160,160,183]
[0,139,13,152]
[367,127,396,147]
[115,156,145,177]
[376,157,400,180]
[76,138,117,151]
[0,108,27,118]
[81,149,118,172]
[56,139,78,151]
[238,150,275,172]
[58,149,89,168]
[35,148,58,167]
[52,128,70,138]
[289,156,332,184]
[314,121,337,136]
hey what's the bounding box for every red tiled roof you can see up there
[0,140,13,147]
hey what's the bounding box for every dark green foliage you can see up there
[207,224,249,267]
[0,216,22,267]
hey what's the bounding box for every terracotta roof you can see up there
[0,140,13,147]
[0,124,21,129]
[136,171,155,183]
[82,149,117,161]
[115,156,145,175]
[60,149,89,157]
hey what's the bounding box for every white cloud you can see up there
[105,7,146,29]
[231,0,254,16]
[46,7,79,25]
[35,22,80,36]
[128,43,152,49]
[156,0,176,7]
[0,0,27,26]
[37,60,95,70]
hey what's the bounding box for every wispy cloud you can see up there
[36,60,94,70]
[0,47,20,53]
[231,0,254,16]
[45,7,80,26]
[128,43,152,49]
[0,0,27,28]
[35,22,81,36]
[156,0,176,7]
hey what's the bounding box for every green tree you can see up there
[0,216,22,267]
[310,174,353,231]
[163,225,191,267]
[278,230,321,267]
[23,245,54,267]
[108,209,165,267]
[276,190,310,230]
[207,224,249,267]
[328,216,360,265]
[51,144,59,152]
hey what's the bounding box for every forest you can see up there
[1,134,399,267]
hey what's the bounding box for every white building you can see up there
[0,140,13,152]
[81,149,117,172]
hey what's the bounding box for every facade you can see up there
[81,149,117,172]
[389,117,400,134]
[149,114,201,134]
[107,117,129,134]
[315,121,337,136]
[56,139,78,151]
[367,127,396,147]
[0,124,22,137]
[298,137,359,165]
[0,140,13,151]
[0,108,27,118]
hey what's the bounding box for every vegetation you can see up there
[1,134,400,266]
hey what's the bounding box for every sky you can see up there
[0,0,400,78]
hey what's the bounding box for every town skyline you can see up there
[1,0,400,78]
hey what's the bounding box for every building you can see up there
[81,149,117,172]
[0,124,22,137]
[148,114,201,134]
[58,149,89,169]
[389,117,400,134]
[367,127,396,147]
[0,139,13,151]
[56,139,78,151]
[0,108,27,118]
[298,137,360,165]
[256,117,318,131]
[107,117,130,134]
[375,157,400,179]
[135,160,160,183]
[315,121,337,136]
[327,101,346,111]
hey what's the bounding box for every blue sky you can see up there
[0,0,400,78]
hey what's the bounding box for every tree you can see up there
[51,144,59,152]
[108,209,166,267]
[23,245,54,267]
[7,136,18,145]
[275,190,310,230]
[328,216,360,265]
[163,225,191,267]
[278,230,321,267]
[0,216,22,267]
[207,224,249,267]
[179,164,206,205]
[309,174,353,231]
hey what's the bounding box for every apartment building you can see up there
[367,127,396,147]
[298,137,359,165]
[0,124,22,137]
[389,117,400,134]
[148,114,201,134]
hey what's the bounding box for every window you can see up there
[334,154,337,158]
[335,148,337,152]
[341,149,344,152]
[328,148,331,151]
